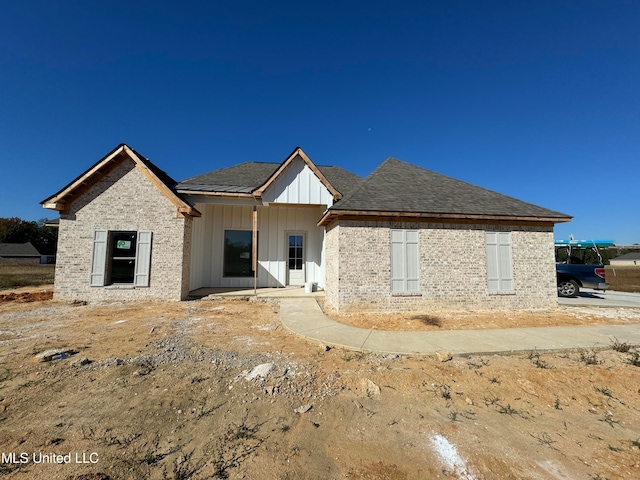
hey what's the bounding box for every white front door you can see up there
[287,233,305,286]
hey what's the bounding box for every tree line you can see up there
[0,217,58,255]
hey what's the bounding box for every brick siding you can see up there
[325,220,557,312]
[53,159,192,301]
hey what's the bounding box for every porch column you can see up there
[252,206,257,295]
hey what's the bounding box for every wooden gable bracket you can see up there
[41,144,201,219]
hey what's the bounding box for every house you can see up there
[0,242,49,265]
[610,252,640,267]
[41,144,571,310]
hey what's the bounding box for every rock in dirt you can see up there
[72,357,91,367]
[133,366,152,376]
[362,379,381,396]
[436,352,453,362]
[245,362,275,380]
[294,404,313,414]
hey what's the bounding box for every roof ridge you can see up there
[330,157,392,208]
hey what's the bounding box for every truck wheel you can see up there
[558,279,579,298]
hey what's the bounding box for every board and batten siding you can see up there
[189,204,327,290]
[261,158,334,206]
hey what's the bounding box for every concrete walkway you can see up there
[558,289,640,308]
[280,298,640,356]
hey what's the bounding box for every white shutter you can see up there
[391,229,420,293]
[90,230,108,286]
[486,232,513,292]
[406,230,420,292]
[134,231,153,287]
[390,230,406,292]
[497,232,513,291]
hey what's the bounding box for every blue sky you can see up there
[1,1,638,244]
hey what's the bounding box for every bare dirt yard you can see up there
[1,287,640,480]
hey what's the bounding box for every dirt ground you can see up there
[1,288,639,479]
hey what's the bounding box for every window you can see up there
[110,231,137,283]
[390,229,420,293]
[288,234,303,270]
[485,232,514,293]
[223,230,255,277]
[90,230,152,287]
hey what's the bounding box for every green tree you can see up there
[0,217,58,254]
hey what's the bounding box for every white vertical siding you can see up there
[261,157,333,206]
[190,204,326,290]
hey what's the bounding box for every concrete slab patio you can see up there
[280,298,640,356]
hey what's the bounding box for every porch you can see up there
[189,285,326,299]
[188,203,328,291]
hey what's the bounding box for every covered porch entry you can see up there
[188,203,327,291]
[188,285,326,299]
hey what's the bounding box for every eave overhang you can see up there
[318,209,573,228]
[41,144,201,218]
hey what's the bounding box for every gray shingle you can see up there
[331,158,571,219]
[0,242,41,257]
[178,162,279,190]
[177,162,363,197]
[612,252,640,261]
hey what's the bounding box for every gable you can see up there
[175,147,363,204]
[260,155,334,206]
[41,144,200,218]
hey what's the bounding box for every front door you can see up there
[287,233,305,286]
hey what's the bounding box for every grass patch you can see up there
[0,264,55,290]
[611,337,632,353]
[604,266,640,294]
[578,349,602,366]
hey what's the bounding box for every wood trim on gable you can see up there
[41,144,201,218]
[124,146,200,217]
[252,147,342,201]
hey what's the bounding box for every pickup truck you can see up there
[555,239,613,298]
[556,264,608,298]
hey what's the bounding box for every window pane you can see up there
[224,230,253,277]
[111,259,135,284]
[111,231,137,258]
[295,258,302,270]
[109,231,137,284]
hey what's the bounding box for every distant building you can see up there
[0,242,53,264]
[610,252,640,267]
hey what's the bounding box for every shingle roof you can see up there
[41,144,200,218]
[329,158,571,220]
[0,242,41,257]
[612,252,640,261]
[176,162,363,197]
